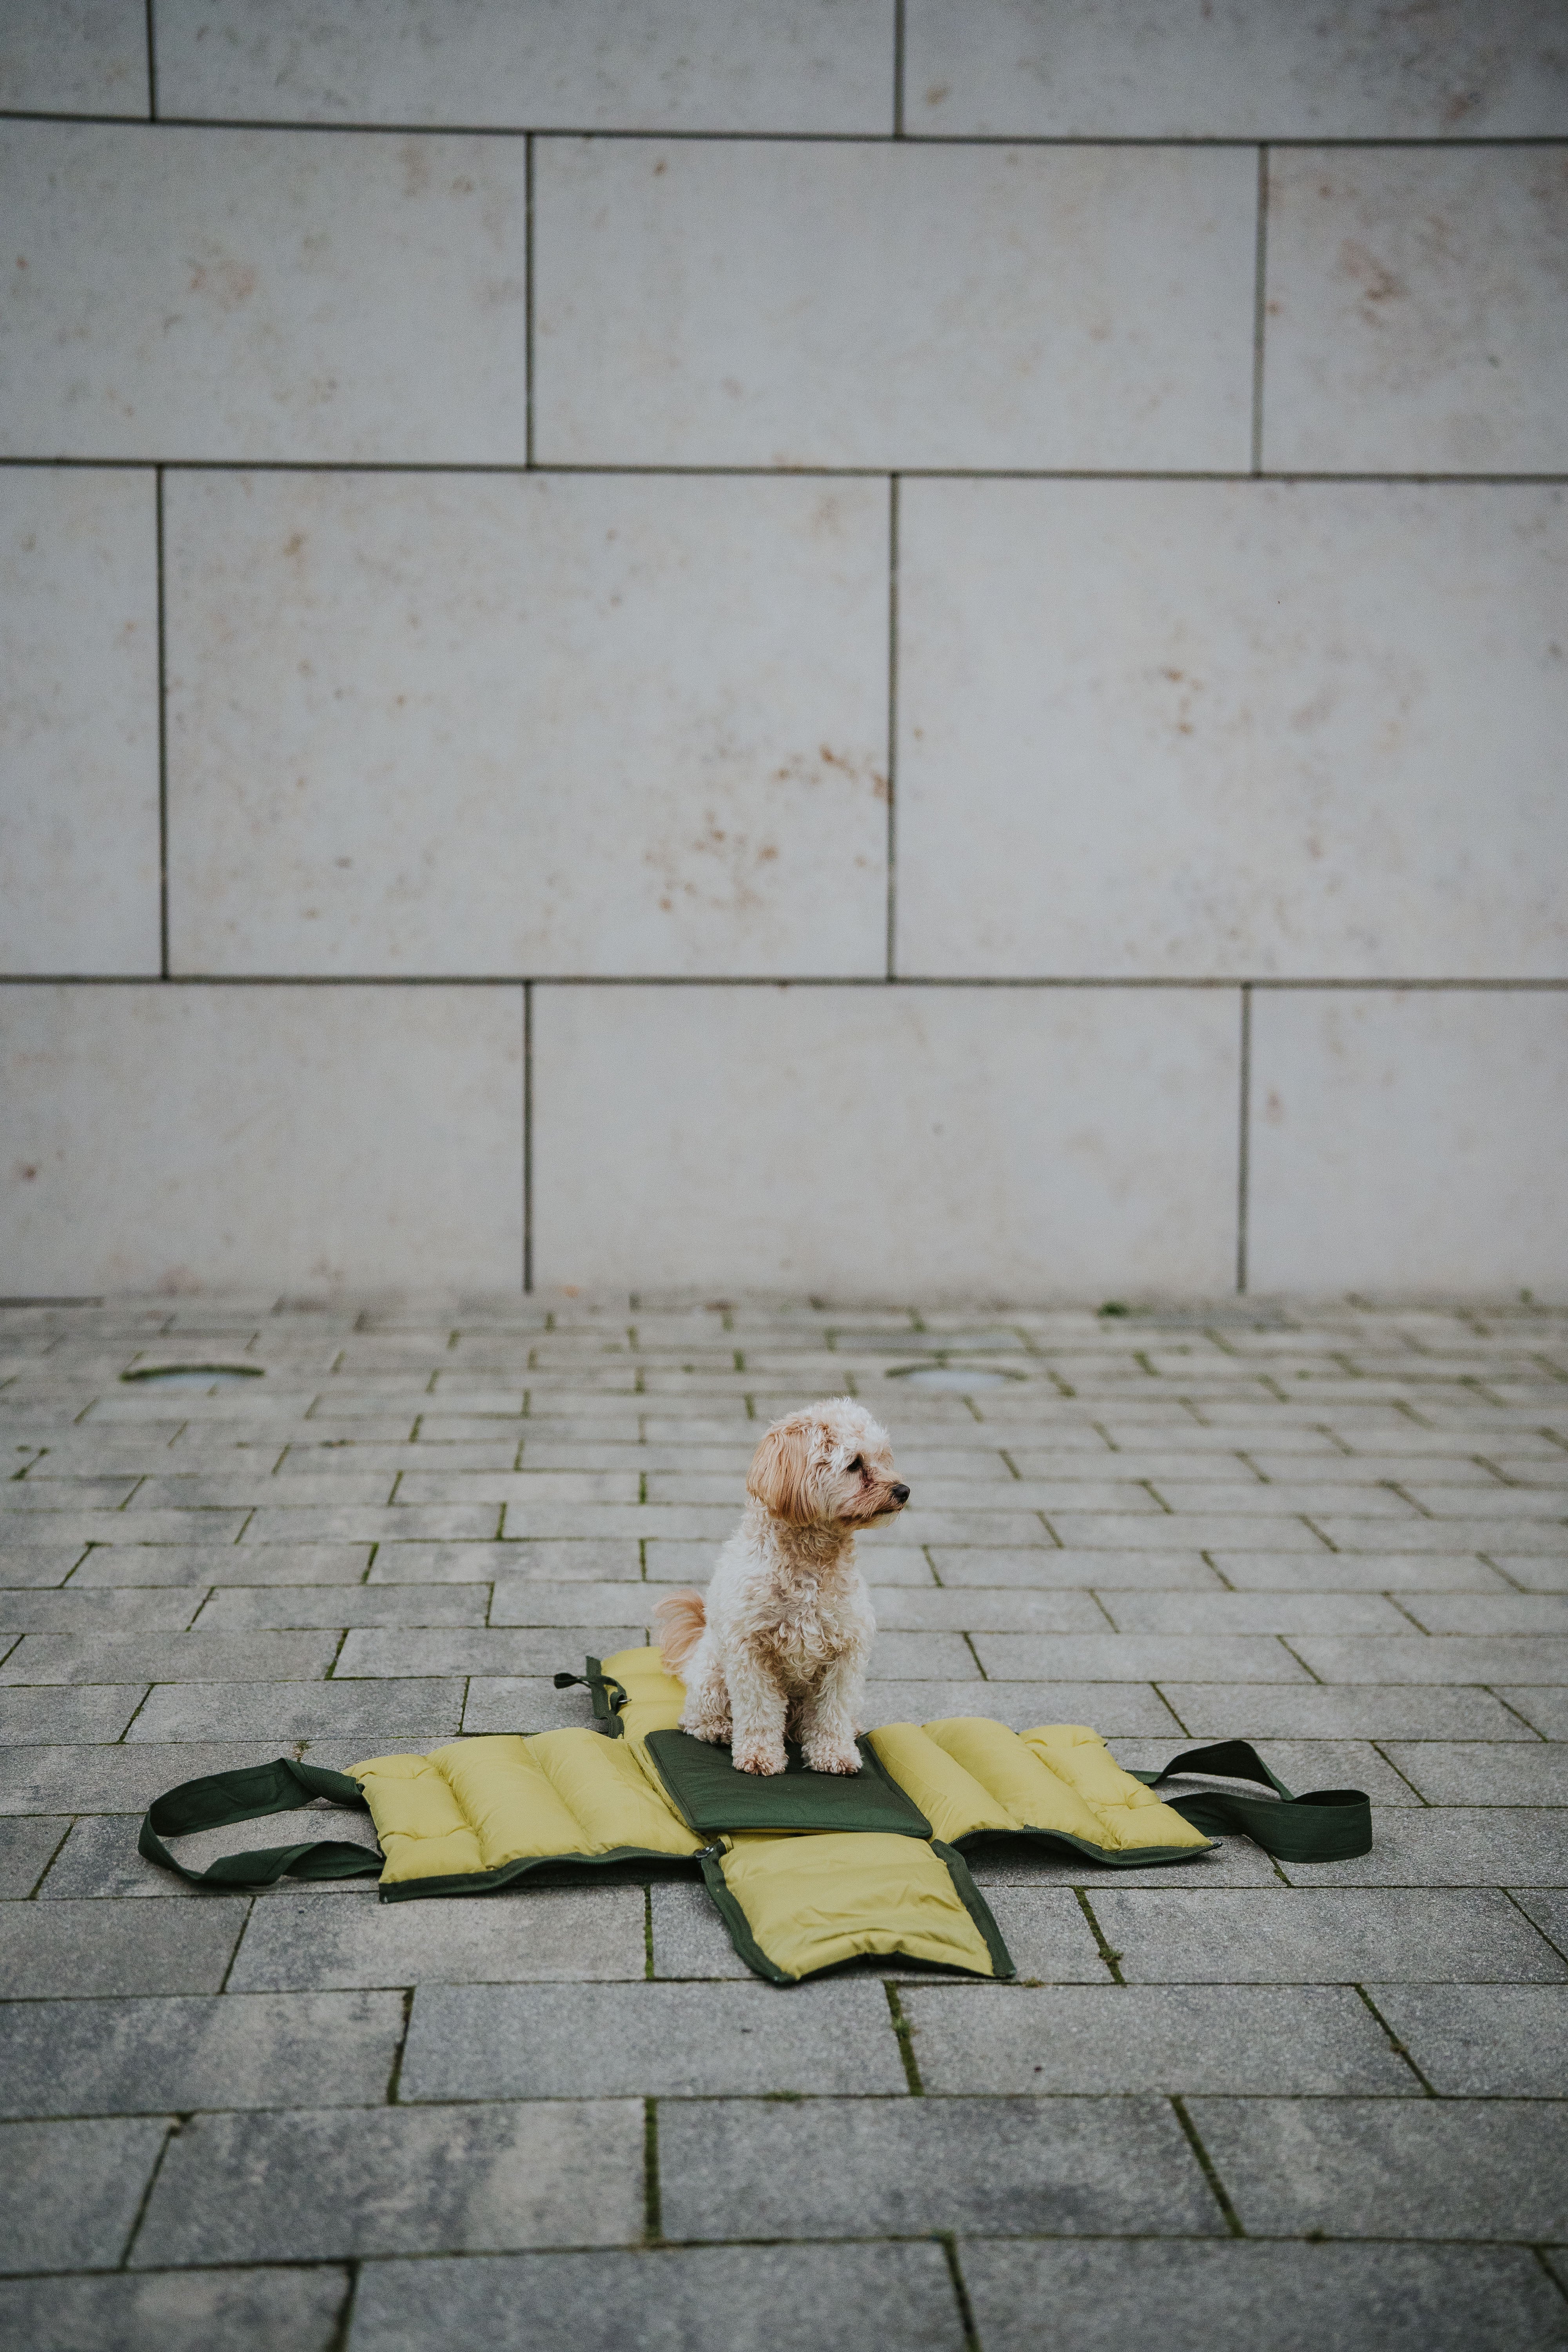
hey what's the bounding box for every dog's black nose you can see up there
[890,1484,910,1504]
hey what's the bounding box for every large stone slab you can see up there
[903,0,1568,138]
[165,471,889,981]
[131,2100,643,2264]
[1090,1887,1568,1984]
[534,985,1239,1294]
[0,2115,169,2276]
[0,2265,347,2352]
[897,481,1568,982]
[0,984,523,1294]
[0,124,528,461]
[534,138,1254,469]
[156,0,895,132]
[228,1887,647,1989]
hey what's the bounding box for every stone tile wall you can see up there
[1,3,1565,1295]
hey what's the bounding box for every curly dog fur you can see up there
[652,1398,908,1777]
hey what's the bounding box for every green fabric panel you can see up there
[953,1828,1223,1869]
[377,1844,700,1903]
[138,1757,384,1888]
[644,1729,931,1838]
[1133,1740,1374,1862]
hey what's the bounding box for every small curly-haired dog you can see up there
[652,1398,909,1776]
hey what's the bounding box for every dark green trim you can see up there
[137,1757,382,1889]
[552,1656,628,1737]
[377,1843,697,1902]
[643,1728,931,1839]
[953,1826,1216,1869]
[699,1847,794,1985]
[1132,1739,1373,1862]
[934,1841,1016,1980]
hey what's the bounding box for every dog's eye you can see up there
[847,1455,864,1474]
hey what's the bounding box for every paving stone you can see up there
[69,1543,374,1584]
[1098,1592,1415,1635]
[0,2265,348,2352]
[1510,1890,1568,1956]
[973,1635,1310,1682]
[929,1548,1223,1589]
[1368,1982,1568,2096]
[0,1476,140,1508]
[1281,1809,1568,1887]
[1159,1686,1538,1739]
[0,1587,203,1632]
[133,2099,642,2265]
[867,1588,1106,1633]
[1488,1555,1568,1591]
[127,1679,465,1741]
[130,1473,399,1508]
[1495,1687,1568,1737]
[1290,1636,1568,1684]
[1401,1593,1568,1633]
[969,1838,1282,1888]
[1312,1518,1568,1554]
[338,1629,648,1678]
[488,1581,669,1627]
[0,1683,147,1741]
[1089,1887,1568,1983]
[859,1681,1185,1736]
[463,1678,616,1733]
[372,1541,641,1583]
[0,1897,248,1995]
[902,1983,1413,2094]
[396,1472,642,1507]
[0,1813,67,1895]
[1384,1744,1568,1804]
[38,1804,380,1898]
[243,1507,505,1544]
[0,1741,283,1814]
[657,2095,1223,2241]
[0,1545,87,1588]
[228,1886,647,1989]
[1216,1552,1513,1591]
[0,2114,171,2276]
[0,1630,340,1683]
[959,2241,1568,2352]
[1192,2097,1568,2240]
[651,1882,751,1978]
[890,1510,1056,1550]
[345,2243,964,2352]
[0,1989,403,2117]
[1156,1482,1423,1519]
[984,1887,1134,1978]
[196,1584,491,1630]
[1046,1515,1332,1553]
[0,1512,253,1548]
[401,1980,907,2100]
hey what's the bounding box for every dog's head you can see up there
[746,1398,909,1530]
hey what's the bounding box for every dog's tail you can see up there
[652,1588,707,1678]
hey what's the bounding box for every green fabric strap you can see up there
[1133,1740,1373,1862]
[552,1657,628,1738]
[137,1757,384,1889]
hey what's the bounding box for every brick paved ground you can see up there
[1,1293,1566,2350]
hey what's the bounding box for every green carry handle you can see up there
[1133,1740,1373,1862]
[552,1656,630,1737]
[137,1756,384,1888]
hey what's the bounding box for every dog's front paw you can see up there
[733,1736,787,1777]
[683,1711,732,1746]
[805,1740,861,1776]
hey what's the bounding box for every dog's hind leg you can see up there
[799,1651,864,1775]
[727,1643,788,1777]
[678,1628,732,1746]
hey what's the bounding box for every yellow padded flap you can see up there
[530,1728,702,1859]
[717,1832,999,1981]
[922,1719,1115,1848]
[599,1644,688,1766]
[353,1750,485,1886]
[867,1724,1019,1844]
[434,1735,592,1872]
[1023,1726,1212,1852]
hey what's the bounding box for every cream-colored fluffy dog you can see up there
[652,1399,908,1777]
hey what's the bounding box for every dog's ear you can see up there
[747,1420,817,1524]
